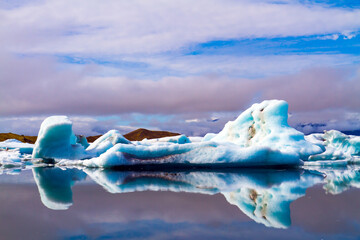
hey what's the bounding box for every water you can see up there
[1,166,360,239]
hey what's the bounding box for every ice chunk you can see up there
[307,130,360,161]
[188,136,203,142]
[86,130,130,157]
[0,149,22,168]
[76,135,89,149]
[142,134,191,144]
[202,133,216,142]
[79,141,301,168]
[32,116,86,160]
[210,100,323,160]
[0,139,34,154]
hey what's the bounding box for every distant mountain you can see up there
[0,133,37,144]
[86,128,180,142]
[123,128,180,141]
[86,135,102,143]
[0,128,180,144]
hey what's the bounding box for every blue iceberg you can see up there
[32,116,87,160]
[5,99,360,168]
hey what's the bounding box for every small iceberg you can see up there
[305,130,360,165]
[0,149,23,168]
[0,139,33,154]
[32,116,87,160]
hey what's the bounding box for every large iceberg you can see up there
[209,100,323,160]
[30,100,328,168]
[8,99,360,168]
[78,141,301,168]
[76,100,322,168]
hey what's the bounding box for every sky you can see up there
[0,0,360,136]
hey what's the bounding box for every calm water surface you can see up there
[1,166,360,240]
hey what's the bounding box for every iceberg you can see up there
[0,149,23,168]
[76,100,321,168]
[86,129,131,157]
[79,141,301,168]
[0,139,34,154]
[30,100,330,168]
[18,99,360,167]
[142,134,191,144]
[210,100,323,160]
[76,135,89,149]
[306,130,360,162]
[32,116,87,160]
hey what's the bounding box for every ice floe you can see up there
[0,149,23,168]
[0,139,33,154]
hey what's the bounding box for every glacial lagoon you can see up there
[2,100,360,239]
[1,166,360,239]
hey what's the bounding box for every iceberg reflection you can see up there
[33,167,326,228]
[32,167,86,210]
[306,166,360,195]
[84,168,323,229]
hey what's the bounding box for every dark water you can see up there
[1,167,360,240]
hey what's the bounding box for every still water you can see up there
[1,166,360,239]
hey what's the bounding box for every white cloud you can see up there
[317,34,340,40]
[342,31,357,39]
[126,54,359,78]
[317,31,358,40]
[185,119,201,123]
[1,51,359,117]
[1,0,360,55]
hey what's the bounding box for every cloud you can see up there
[0,115,139,136]
[1,51,360,135]
[1,0,360,136]
[1,53,359,116]
[1,0,360,55]
[316,31,358,40]
[128,54,359,78]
